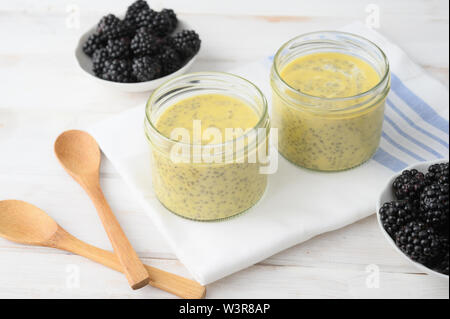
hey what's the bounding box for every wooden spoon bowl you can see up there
[0,200,58,246]
[54,129,101,179]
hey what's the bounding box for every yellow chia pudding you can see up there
[271,32,390,171]
[145,73,270,221]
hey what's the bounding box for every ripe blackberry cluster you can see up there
[426,162,449,185]
[392,169,427,201]
[394,221,446,266]
[379,162,449,275]
[379,200,419,236]
[420,183,449,230]
[170,30,202,59]
[82,0,201,83]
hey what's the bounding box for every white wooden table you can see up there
[0,0,448,299]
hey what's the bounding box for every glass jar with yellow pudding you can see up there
[145,72,270,221]
[271,31,390,171]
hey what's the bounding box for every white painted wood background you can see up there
[0,0,449,299]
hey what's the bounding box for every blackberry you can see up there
[420,183,449,230]
[125,0,150,26]
[130,29,162,56]
[161,9,178,31]
[92,48,109,76]
[83,33,106,57]
[426,162,449,185]
[170,30,201,58]
[150,9,177,37]
[134,8,158,28]
[132,56,162,82]
[101,59,134,83]
[97,14,132,40]
[106,38,131,58]
[157,46,183,75]
[392,169,427,201]
[134,8,176,37]
[423,209,449,232]
[395,221,445,266]
[379,200,419,237]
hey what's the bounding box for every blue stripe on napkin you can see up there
[381,132,426,162]
[384,115,444,158]
[373,148,409,171]
[386,99,449,148]
[391,74,449,135]
[374,73,449,172]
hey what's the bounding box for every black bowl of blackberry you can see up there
[377,160,449,277]
[76,0,201,91]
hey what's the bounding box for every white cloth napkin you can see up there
[89,22,449,285]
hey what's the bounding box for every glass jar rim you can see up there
[145,71,269,149]
[272,31,390,104]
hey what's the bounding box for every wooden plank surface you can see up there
[0,0,448,298]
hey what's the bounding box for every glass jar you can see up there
[271,31,390,171]
[145,72,270,221]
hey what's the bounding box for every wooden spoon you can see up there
[54,130,149,290]
[0,200,206,299]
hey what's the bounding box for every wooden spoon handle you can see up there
[55,228,206,299]
[84,180,149,290]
